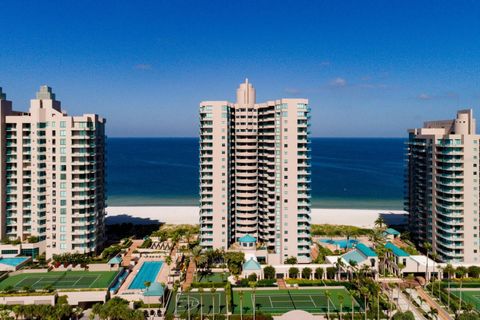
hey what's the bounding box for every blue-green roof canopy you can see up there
[143,282,165,297]
[239,234,256,243]
[385,242,409,257]
[243,258,261,271]
[356,243,377,257]
[384,228,401,236]
[108,256,122,264]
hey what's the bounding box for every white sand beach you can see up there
[106,206,407,228]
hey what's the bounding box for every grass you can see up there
[450,290,480,311]
[196,272,229,283]
[311,224,372,237]
[232,288,361,315]
[0,271,119,290]
[166,291,227,317]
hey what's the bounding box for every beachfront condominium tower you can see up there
[199,80,311,264]
[0,86,106,259]
[406,109,480,263]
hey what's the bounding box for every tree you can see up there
[224,252,245,275]
[238,290,244,320]
[302,267,312,279]
[198,287,204,320]
[250,281,257,320]
[457,267,466,314]
[468,265,480,278]
[338,294,344,320]
[285,256,297,264]
[423,242,432,283]
[374,216,386,230]
[211,287,217,320]
[315,267,324,280]
[359,286,369,320]
[288,267,299,279]
[429,308,438,320]
[263,265,275,280]
[247,273,257,282]
[325,290,331,319]
[185,286,191,320]
[392,311,415,320]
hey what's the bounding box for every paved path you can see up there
[182,259,195,290]
[122,239,143,267]
[277,278,287,289]
[415,286,453,320]
[392,287,426,320]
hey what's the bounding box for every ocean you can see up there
[107,137,406,210]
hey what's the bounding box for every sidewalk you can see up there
[392,287,426,320]
[415,286,453,320]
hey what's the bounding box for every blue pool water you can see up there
[0,257,29,266]
[319,239,359,249]
[128,261,163,290]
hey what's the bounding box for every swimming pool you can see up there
[319,239,358,249]
[0,257,29,267]
[128,261,163,290]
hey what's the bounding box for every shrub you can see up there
[247,273,257,282]
[302,267,312,279]
[315,267,324,279]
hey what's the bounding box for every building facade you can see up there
[406,109,479,263]
[0,86,106,258]
[199,80,311,263]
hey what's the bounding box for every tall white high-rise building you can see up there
[0,86,106,258]
[406,109,480,263]
[199,80,311,263]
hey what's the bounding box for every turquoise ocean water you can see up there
[107,138,405,210]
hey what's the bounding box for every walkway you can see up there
[182,260,195,290]
[277,278,287,289]
[415,286,453,320]
[392,287,426,320]
[122,239,143,267]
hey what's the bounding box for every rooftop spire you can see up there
[236,78,256,105]
[0,87,5,100]
[36,85,56,100]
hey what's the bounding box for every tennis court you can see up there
[0,271,119,290]
[450,289,480,311]
[167,291,227,317]
[232,288,361,315]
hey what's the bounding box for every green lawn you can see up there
[450,290,480,311]
[0,271,119,290]
[232,288,361,315]
[196,272,229,283]
[167,291,227,317]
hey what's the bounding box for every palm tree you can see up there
[199,287,204,320]
[429,307,438,319]
[457,268,466,315]
[423,242,432,283]
[348,259,358,281]
[184,286,191,320]
[144,281,152,309]
[335,259,345,281]
[338,294,344,320]
[238,290,244,320]
[443,263,455,311]
[374,216,386,230]
[211,287,217,320]
[250,282,257,320]
[430,252,438,295]
[359,286,369,320]
[324,290,331,319]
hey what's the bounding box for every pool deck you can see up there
[116,257,170,295]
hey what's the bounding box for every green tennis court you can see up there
[232,288,361,315]
[0,271,119,290]
[450,289,480,311]
[167,291,227,317]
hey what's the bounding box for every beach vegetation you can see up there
[311,224,373,237]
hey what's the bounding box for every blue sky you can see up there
[0,1,478,137]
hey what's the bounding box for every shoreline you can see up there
[106,206,407,228]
